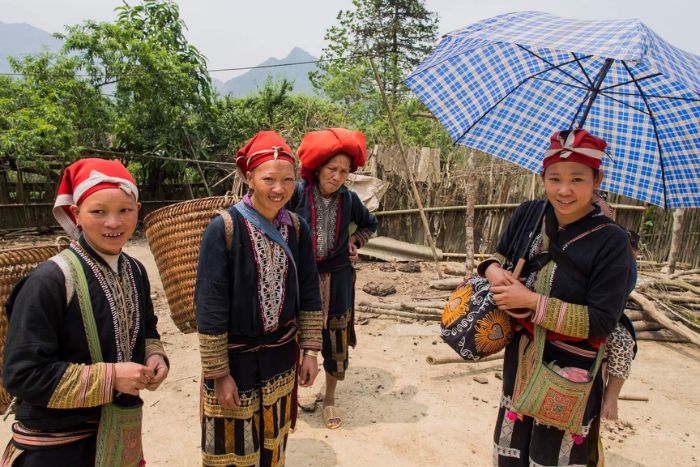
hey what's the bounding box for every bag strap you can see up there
[217,209,235,251]
[60,249,104,363]
[534,325,605,375]
[218,208,299,252]
[289,211,300,241]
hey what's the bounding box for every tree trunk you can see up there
[15,168,27,204]
[0,170,9,204]
[667,208,686,274]
[464,148,476,275]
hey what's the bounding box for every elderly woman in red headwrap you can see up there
[479,129,635,466]
[288,128,378,429]
[2,158,168,466]
[195,131,323,466]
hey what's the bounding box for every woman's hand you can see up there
[114,362,155,396]
[214,375,240,409]
[144,355,169,391]
[490,275,540,311]
[485,262,511,287]
[348,241,359,261]
[298,355,319,387]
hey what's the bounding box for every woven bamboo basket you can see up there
[144,195,238,333]
[0,241,70,412]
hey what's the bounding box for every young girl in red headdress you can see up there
[288,128,378,429]
[195,131,323,466]
[481,130,635,466]
[2,158,169,466]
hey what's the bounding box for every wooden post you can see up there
[464,147,476,275]
[368,55,443,279]
[667,208,685,275]
[195,162,212,197]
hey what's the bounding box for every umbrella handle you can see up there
[506,258,534,319]
[512,258,526,280]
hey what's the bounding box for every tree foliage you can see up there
[212,77,348,157]
[0,53,111,169]
[57,0,214,195]
[311,0,439,114]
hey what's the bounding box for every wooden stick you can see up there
[636,329,690,343]
[368,55,443,280]
[629,291,700,346]
[669,268,700,280]
[632,320,664,332]
[654,279,700,295]
[429,277,464,290]
[357,305,440,321]
[619,394,649,402]
[425,352,504,365]
[625,309,648,322]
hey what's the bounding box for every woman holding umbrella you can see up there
[479,129,635,466]
[289,128,378,429]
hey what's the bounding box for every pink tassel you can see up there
[572,434,584,445]
[506,410,518,421]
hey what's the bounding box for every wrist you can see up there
[303,349,319,358]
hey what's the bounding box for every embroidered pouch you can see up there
[510,325,604,435]
[439,275,514,361]
[95,402,144,467]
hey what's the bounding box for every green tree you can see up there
[212,78,347,157]
[311,0,439,114]
[0,53,111,166]
[0,53,111,202]
[58,0,214,197]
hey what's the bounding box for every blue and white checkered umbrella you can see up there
[405,11,700,208]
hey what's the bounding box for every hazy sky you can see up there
[2,0,698,80]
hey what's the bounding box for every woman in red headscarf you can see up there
[2,158,169,466]
[480,130,635,466]
[288,128,378,429]
[195,131,323,466]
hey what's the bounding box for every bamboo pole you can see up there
[373,203,646,216]
[367,55,443,279]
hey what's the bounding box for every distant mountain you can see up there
[0,22,317,97]
[0,22,63,74]
[215,47,318,97]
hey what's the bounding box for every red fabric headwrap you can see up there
[53,158,138,239]
[297,128,366,180]
[236,131,295,179]
[542,129,607,171]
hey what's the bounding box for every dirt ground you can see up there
[2,235,700,466]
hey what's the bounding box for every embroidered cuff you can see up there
[198,332,230,379]
[298,310,323,350]
[145,338,170,369]
[47,362,115,409]
[532,295,589,339]
[477,252,507,276]
[351,229,373,248]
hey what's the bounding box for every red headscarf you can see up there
[543,129,607,171]
[53,158,138,239]
[297,128,366,182]
[236,131,295,180]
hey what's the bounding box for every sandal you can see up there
[298,393,323,413]
[323,405,342,429]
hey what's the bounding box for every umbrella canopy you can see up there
[405,11,700,208]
